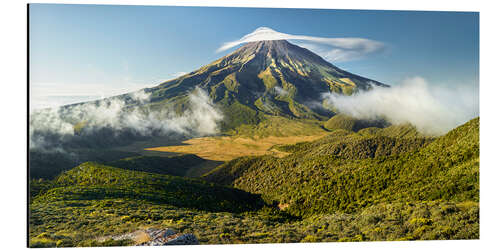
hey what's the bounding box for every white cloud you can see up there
[216,27,385,62]
[130,89,151,104]
[322,77,479,135]
[273,86,289,96]
[29,87,223,150]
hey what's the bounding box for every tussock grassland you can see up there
[145,134,328,161]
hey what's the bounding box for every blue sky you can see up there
[29,4,479,108]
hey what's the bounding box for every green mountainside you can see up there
[272,131,433,160]
[132,40,388,129]
[204,118,479,216]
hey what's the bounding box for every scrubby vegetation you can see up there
[272,129,433,159]
[226,115,327,138]
[204,118,478,217]
[29,196,478,247]
[324,114,387,132]
[34,162,264,213]
[29,118,479,247]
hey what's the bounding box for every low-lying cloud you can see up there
[29,87,223,150]
[273,86,289,97]
[322,77,479,135]
[217,27,385,62]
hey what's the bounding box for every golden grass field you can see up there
[145,133,328,161]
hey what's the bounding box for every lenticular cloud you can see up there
[216,27,385,62]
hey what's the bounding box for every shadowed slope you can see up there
[34,162,264,213]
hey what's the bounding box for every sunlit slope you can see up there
[146,132,328,162]
[142,40,387,131]
[204,117,479,216]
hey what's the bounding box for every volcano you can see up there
[136,40,388,130]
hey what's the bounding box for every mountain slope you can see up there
[144,40,388,128]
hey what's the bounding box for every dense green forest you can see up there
[29,117,479,247]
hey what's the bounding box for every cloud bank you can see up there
[217,27,385,62]
[322,77,479,135]
[29,87,223,150]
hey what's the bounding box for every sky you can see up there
[29,4,479,110]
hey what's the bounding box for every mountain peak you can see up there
[236,39,293,54]
[241,40,301,57]
[224,39,334,70]
[244,39,291,47]
[154,39,388,124]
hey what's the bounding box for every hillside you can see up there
[204,118,479,216]
[272,127,433,159]
[30,162,267,246]
[33,162,263,213]
[30,118,479,247]
[324,114,387,132]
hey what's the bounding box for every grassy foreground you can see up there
[30,196,477,247]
